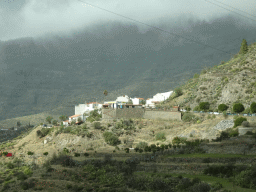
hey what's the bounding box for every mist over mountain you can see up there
[0,14,256,121]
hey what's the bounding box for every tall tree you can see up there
[59,115,67,121]
[46,116,53,124]
[103,90,108,96]
[239,39,248,55]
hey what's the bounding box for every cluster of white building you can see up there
[63,90,173,126]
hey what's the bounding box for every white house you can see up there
[131,97,144,105]
[75,102,102,116]
[146,91,173,108]
[63,120,69,126]
[116,95,130,103]
[69,114,83,123]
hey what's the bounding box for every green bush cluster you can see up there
[218,104,228,112]
[234,166,256,190]
[199,102,210,111]
[27,151,34,156]
[182,112,195,122]
[93,122,101,129]
[229,129,239,137]
[251,102,256,113]
[74,153,80,157]
[234,117,247,128]
[155,132,166,141]
[63,148,70,154]
[135,142,148,149]
[115,119,135,130]
[103,132,120,146]
[233,103,245,113]
[203,164,235,177]
[86,109,102,123]
[172,136,187,145]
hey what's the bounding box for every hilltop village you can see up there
[65,90,178,125]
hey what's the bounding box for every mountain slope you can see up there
[163,41,256,111]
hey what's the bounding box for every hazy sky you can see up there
[0,0,255,41]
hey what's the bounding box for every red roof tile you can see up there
[69,114,82,118]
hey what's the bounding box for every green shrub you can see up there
[93,122,101,129]
[233,103,245,113]
[52,120,58,126]
[194,73,200,78]
[220,131,229,140]
[245,131,253,135]
[172,137,187,145]
[125,148,129,153]
[193,106,200,111]
[84,153,89,157]
[203,164,235,177]
[6,162,14,169]
[22,166,33,176]
[218,104,228,112]
[234,117,247,128]
[41,128,51,137]
[86,109,102,123]
[223,111,228,119]
[202,158,211,163]
[64,127,72,133]
[139,149,143,153]
[74,153,80,157]
[66,184,72,189]
[144,146,151,152]
[185,106,191,111]
[103,132,120,146]
[229,129,239,137]
[36,130,43,138]
[234,169,256,189]
[43,152,48,156]
[182,112,195,122]
[189,182,211,191]
[150,144,157,149]
[27,151,34,156]
[174,87,183,97]
[16,172,28,180]
[250,102,256,113]
[155,132,166,141]
[63,148,70,154]
[199,102,210,111]
[21,181,29,190]
[134,147,139,152]
[136,142,148,149]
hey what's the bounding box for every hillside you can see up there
[161,41,256,112]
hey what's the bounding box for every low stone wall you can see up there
[143,111,181,120]
[238,127,256,136]
[116,108,144,119]
[102,108,181,120]
[102,108,116,119]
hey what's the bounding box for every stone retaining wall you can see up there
[238,127,256,136]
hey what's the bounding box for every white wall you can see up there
[131,98,139,105]
[116,95,130,103]
[75,103,102,115]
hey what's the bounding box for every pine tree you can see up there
[239,39,248,55]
